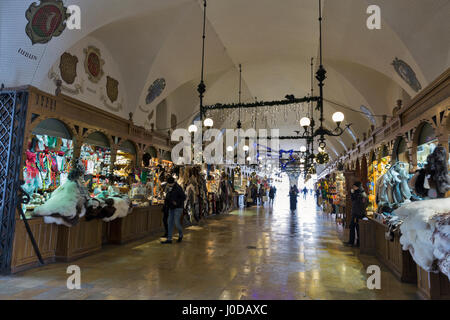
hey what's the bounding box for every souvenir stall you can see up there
[81,131,112,195]
[332,172,346,220]
[10,86,172,273]
[107,155,172,245]
[113,140,137,194]
[232,167,246,208]
[367,149,391,215]
[416,123,438,169]
[12,118,73,271]
[21,119,74,218]
[206,167,221,214]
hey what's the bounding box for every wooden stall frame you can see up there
[10,86,173,273]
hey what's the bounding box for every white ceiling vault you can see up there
[1,0,449,158]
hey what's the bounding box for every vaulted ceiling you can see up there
[1,0,449,159]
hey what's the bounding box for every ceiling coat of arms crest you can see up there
[106,76,119,103]
[59,52,78,85]
[84,46,105,83]
[25,0,70,45]
[146,78,166,104]
[392,57,422,93]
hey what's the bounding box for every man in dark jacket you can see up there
[346,181,368,247]
[161,177,186,244]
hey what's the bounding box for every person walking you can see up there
[161,183,169,238]
[345,181,368,247]
[258,184,265,206]
[289,185,299,212]
[161,177,186,244]
[269,185,276,205]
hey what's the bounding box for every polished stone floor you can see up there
[0,194,420,300]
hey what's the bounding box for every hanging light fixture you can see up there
[203,117,214,128]
[243,145,249,152]
[188,124,198,133]
[227,146,233,152]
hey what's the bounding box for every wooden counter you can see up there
[55,217,103,262]
[108,205,164,245]
[416,266,450,300]
[372,218,417,283]
[11,217,58,273]
[359,219,375,255]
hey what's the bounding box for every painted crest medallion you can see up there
[106,76,119,103]
[59,52,78,85]
[146,78,166,104]
[83,46,105,83]
[392,57,422,92]
[25,0,70,45]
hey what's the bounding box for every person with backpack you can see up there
[345,181,368,247]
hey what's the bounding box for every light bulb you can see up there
[246,156,251,162]
[227,146,233,152]
[300,117,311,127]
[243,145,249,152]
[318,146,325,153]
[203,118,213,128]
[188,124,198,133]
[300,146,307,152]
[332,112,344,123]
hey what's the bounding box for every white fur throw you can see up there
[33,180,86,227]
[395,198,450,278]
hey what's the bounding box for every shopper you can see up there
[346,181,368,247]
[251,183,258,206]
[302,187,308,200]
[258,184,265,206]
[289,185,299,212]
[161,182,169,238]
[161,176,186,244]
[269,185,276,205]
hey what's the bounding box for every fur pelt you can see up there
[33,180,86,227]
[395,198,450,278]
[85,195,132,222]
[101,196,132,222]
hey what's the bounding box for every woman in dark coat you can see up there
[346,181,368,247]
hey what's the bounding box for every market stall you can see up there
[416,123,438,169]
[12,118,73,272]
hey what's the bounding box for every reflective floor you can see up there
[0,194,420,300]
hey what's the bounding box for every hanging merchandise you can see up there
[367,156,391,213]
[22,134,73,218]
[33,161,89,227]
[410,145,450,199]
[375,161,418,211]
[416,123,438,169]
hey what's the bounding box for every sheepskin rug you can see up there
[394,198,450,279]
[101,196,132,222]
[33,180,86,227]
